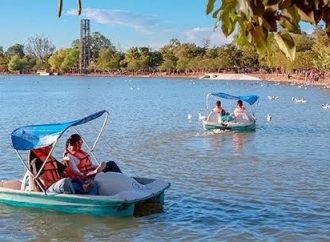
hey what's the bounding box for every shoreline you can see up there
[1,72,330,88]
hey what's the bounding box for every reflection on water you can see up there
[0,76,330,240]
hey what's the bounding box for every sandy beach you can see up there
[198,72,330,88]
[2,71,330,88]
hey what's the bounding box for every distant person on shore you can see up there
[234,100,254,122]
[213,100,226,116]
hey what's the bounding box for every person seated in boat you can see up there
[28,145,76,194]
[63,134,122,194]
[233,100,254,122]
[212,100,233,122]
[213,100,226,116]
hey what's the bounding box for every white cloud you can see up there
[67,8,159,33]
[183,27,233,47]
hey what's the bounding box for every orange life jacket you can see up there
[65,149,94,177]
[32,150,61,189]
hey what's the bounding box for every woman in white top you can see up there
[234,100,254,122]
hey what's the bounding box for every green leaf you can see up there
[279,7,301,33]
[206,0,216,14]
[263,8,278,31]
[281,6,301,24]
[295,3,316,24]
[219,0,238,36]
[322,6,330,35]
[279,16,301,33]
[236,0,251,16]
[212,9,220,18]
[251,26,268,50]
[263,0,281,6]
[250,0,265,16]
[279,0,292,9]
[274,32,296,61]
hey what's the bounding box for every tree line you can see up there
[0,29,329,75]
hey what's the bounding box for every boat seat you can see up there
[206,111,220,123]
[0,180,22,190]
[235,112,254,123]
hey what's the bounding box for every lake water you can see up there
[0,75,330,241]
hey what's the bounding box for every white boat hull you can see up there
[202,120,256,131]
[0,173,170,217]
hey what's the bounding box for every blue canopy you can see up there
[211,92,259,105]
[11,110,107,151]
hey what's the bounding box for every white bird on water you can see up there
[267,114,272,122]
[198,113,206,121]
[268,95,279,100]
[292,97,307,103]
[322,104,330,109]
[187,114,192,120]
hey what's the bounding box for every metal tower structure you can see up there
[79,19,90,74]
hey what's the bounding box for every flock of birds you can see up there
[187,113,205,121]
[265,95,330,121]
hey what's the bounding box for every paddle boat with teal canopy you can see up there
[0,110,170,217]
[202,92,259,131]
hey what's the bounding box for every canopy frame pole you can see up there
[206,93,212,113]
[14,150,46,193]
[91,111,109,152]
[71,111,109,165]
[35,141,59,180]
[72,128,99,165]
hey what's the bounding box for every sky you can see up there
[0,1,316,52]
[0,0,234,51]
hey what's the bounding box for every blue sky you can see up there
[0,0,233,51]
[0,0,316,52]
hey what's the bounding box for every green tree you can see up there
[48,48,79,72]
[239,44,259,69]
[293,33,313,52]
[159,39,180,72]
[293,50,317,70]
[311,28,330,70]
[206,0,330,60]
[8,55,29,73]
[48,49,66,71]
[96,47,122,72]
[174,43,204,72]
[6,44,25,58]
[122,47,153,72]
[0,56,8,72]
[0,46,6,72]
[62,48,79,72]
[149,51,163,70]
[90,32,115,63]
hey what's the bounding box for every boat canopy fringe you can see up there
[11,110,107,150]
[211,92,259,105]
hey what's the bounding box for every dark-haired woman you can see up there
[63,134,122,194]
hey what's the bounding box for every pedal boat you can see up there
[202,92,259,131]
[0,110,170,217]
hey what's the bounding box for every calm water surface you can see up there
[0,75,330,241]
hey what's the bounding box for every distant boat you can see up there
[37,70,51,76]
[202,92,259,131]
